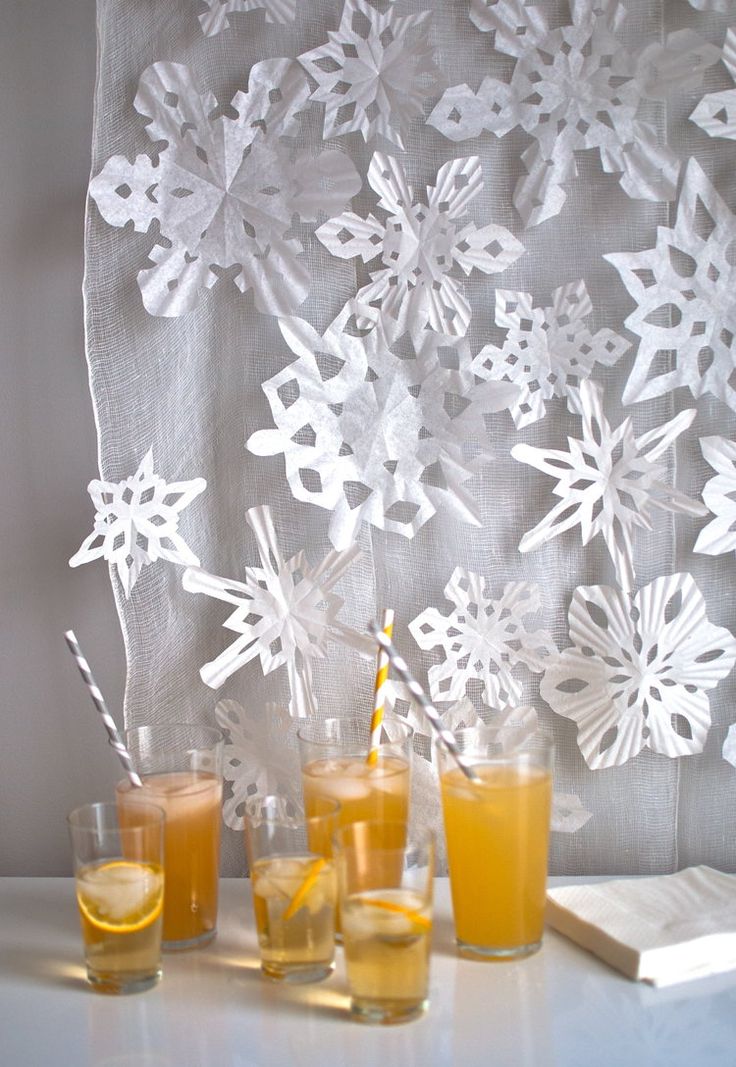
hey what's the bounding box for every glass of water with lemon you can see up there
[67,801,165,994]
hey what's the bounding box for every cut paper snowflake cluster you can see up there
[409,568,557,710]
[430,2,717,227]
[199,0,295,36]
[215,700,300,831]
[606,158,736,412]
[694,436,736,558]
[511,379,707,593]
[182,506,371,716]
[88,61,360,317]
[692,28,736,141]
[540,573,736,768]
[472,280,630,428]
[298,0,444,149]
[69,449,206,598]
[316,153,524,342]
[247,305,517,549]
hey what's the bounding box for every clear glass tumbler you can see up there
[67,801,165,994]
[117,723,223,950]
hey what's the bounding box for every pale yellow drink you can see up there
[341,888,431,1023]
[302,755,409,838]
[75,860,164,990]
[441,762,552,957]
[251,855,336,981]
[117,771,222,947]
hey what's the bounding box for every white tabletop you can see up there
[1,877,735,1067]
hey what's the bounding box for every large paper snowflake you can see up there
[215,700,300,831]
[429,2,717,227]
[182,506,371,716]
[409,568,557,710]
[69,449,206,598]
[88,61,360,317]
[298,0,444,149]
[511,380,707,592]
[199,0,295,36]
[605,158,736,412]
[247,306,517,549]
[691,29,736,141]
[471,280,630,428]
[540,574,736,768]
[694,436,736,558]
[315,153,524,342]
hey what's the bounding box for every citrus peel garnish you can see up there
[362,896,431,931]
[76,860,163,934]
[283,857,328,921]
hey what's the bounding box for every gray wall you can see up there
[0,0,126,874]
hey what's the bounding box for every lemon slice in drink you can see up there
[283,857,328,921]
[361,895,431,932]
[77,861,164,934]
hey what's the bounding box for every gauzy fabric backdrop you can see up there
[83,0,736,875]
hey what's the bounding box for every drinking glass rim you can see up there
[434,724,554,761]
[67,799,166,832]
[244,793,340,828]
[296,712,413,746]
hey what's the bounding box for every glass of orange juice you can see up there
[67,801,165,994]
[244,795,340,983]
[437,725,553,961]
[117,724,223,950]
[335,821,434,1025]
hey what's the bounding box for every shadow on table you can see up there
[0,945,87,992]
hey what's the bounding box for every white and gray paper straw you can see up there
[368,622,480,783]
[63,629,142,788]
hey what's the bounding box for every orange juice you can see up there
[302,755,409,832]
[118,771,222,947]
[441,762,552,958]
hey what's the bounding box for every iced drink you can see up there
[251,855,336,981]
[118,771,222,948]
[302,755,409,836]
[441,758,552,959]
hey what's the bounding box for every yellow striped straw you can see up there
[366,608,395,767]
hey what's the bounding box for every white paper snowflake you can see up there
[511,380,707,593]
[247,305,517,549]
[182,506,371,716]
[215,699,300,831]
[691,29,736,141]
[724,723,736,768]
[471,280,630,428]
[409,568,557,710]
[69,449,206,598]
[694,436,736,558]
[88,61,361,317]
[315,153,524,343]
[540,573,736,768]
[429,2,717,227]
[199,0,295,36]
[552,794,593,834]
[298,0,443,149]
[687,0,733,11]
[605,158,736,412]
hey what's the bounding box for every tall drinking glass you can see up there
[68,801,165,994]
[437,725,553,961]
[335,821,434,1025]
[116,723,223,950]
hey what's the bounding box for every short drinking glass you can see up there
[67,801,165,994]
[438,726,553,961]
[244,795,339,983]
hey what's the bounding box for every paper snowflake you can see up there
[540,573,736,768]
[315,153,524,343]
[694,436,736,558]
[605,158,736,412]
[511,380,707,592]
[724,723,736,769]
[429,2,717,227]
[409,568,557,710]
[69,449,206,598]
[88,61,360,317]
[199,0,295,36]
[215,700,300,831]
[471,281,630,428]
[247,305,517,549]
[298,0,444,149]
[691,29,736,141]
[552,794,593,834]
[687,0,733,11]
[182,506,371,716]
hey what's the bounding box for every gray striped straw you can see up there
[64,630,142,788]
[368,622,480,783]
